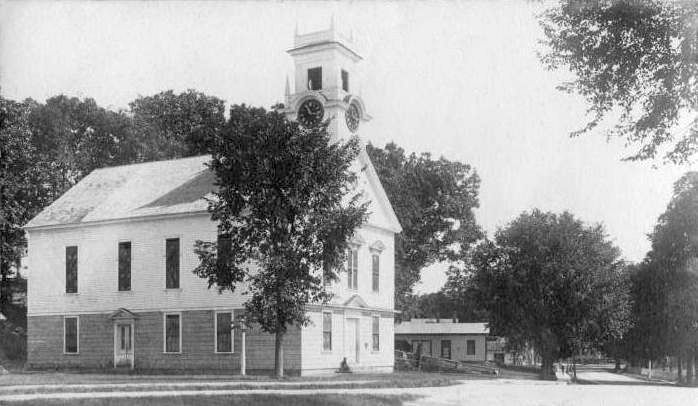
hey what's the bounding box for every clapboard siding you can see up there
[28,313,114,369]
[26,215,248,316]
[27,309,301,372]
[325,226,395,311]
[300,310,393,374]
[27,216,394,317]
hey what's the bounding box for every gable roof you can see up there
[25,149,402,233]
[395,320,489,335]
[358,149,402,233]
[25,155,213,229]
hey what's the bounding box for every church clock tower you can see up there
[283,22,370,140]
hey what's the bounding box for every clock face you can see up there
[345,102,361,133]
[297,99,324,127]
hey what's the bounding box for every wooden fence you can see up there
[395,351,499,375]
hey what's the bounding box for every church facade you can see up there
[24,26,401,375]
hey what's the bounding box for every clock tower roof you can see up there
[288,24,362,62]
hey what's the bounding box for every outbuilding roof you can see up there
[25,155,214,229]
[395,320,489,335]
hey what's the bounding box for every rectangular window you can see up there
[217,234,231,268]
[467,339,476,356]
[65,246,78,293]
[165,238,180,289]
[371,254,379,292]
[164,313,181,353]
[323,266,332,286]
[322,312,332,351]
[118,242,131,291]
[215,312,233,353]
[441,340,451,359]
[347,248,358,290]
[308,67,322,90]
[341,69,349,92]
[64,316,79,353]
[372,316,380,351]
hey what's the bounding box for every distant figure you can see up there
[415,343,423,368]
[337,357,352,373]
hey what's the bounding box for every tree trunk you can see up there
[648,359,652,379]
[540,356,555,380]
[614,358,621,371]
[687,351,695,386]
[678,356,683,383]
[274,330,285,378]
[0,264,9,307]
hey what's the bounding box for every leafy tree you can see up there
[622,262,671,369]
[193,105,367,377]
[470,210,628,379]
[27,95,134,193]
[540,1,698,163]
[593,262,634,371]
[442,264,490,322]
[642,172,698,382]
[366,143,482,311]
[129,89,226,161]
[0,98,54,306]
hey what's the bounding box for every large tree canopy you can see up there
[0,98,49,305]
[193,105,367,377]
[633,171,698,382]
[367,143,482,310]
[468,210,629,378]
[540,0,698,163]
[129,89,226,161]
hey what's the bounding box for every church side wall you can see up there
[27,309,302,373]
[26,214,244,316]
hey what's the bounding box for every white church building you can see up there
[24,26,402,375]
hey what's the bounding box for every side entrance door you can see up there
[345,318,360,364]
[114,322,134,368]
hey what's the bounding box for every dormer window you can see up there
[308,67,322,90]
[341,70,349,92]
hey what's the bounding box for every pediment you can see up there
[109,308,138,321]
[343,294,369,308]
[370,240,386,252]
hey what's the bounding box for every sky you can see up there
[1,0,695,293]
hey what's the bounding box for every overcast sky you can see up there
[2,0,695,293]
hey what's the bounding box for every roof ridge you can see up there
[92,154,211,172]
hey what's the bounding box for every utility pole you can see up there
[233,315,248,376]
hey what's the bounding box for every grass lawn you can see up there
[0,393,421,406]
[0,370,494,387]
